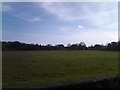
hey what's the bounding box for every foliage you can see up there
[2,41,119,51]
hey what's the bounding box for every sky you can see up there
[2,2,118,46]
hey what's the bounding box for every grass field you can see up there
[2,50,118,88]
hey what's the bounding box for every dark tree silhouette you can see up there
[2,41,119,51]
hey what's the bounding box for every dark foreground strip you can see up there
[2,75,120,90]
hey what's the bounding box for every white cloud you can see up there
[39,2,74,21]
[2,4,13,12]
[39,2,117,28]
[2,4,41,22]
[3,2,118,45]
[40,2,81,22]
[12,13,41,22]
[29,17,41,22]
[78,25,84,29]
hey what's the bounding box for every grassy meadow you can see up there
[2,50,118,88]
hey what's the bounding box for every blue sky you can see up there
[2,2,118,46]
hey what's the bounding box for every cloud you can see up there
[40,2,81,22]
[13,13,41,22]
[22,16,41,22]
[78,25,84,29]
[2,3,41,22]
[39,2,117,28]
[38,2,76,21]
[2,4,13,12]
[28,17,41,22]
[3,2,117,45]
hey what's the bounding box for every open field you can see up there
[2,50,118,88]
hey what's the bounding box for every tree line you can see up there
[1,41,120,51]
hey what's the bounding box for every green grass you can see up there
[2,50,118,88]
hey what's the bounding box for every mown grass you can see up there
[2,50,118,88]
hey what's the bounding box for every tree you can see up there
[46,44,53,50]
[71,44,79,50]
[78,42,87,50]
[106,42,118,51]
[55,44,65,50]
